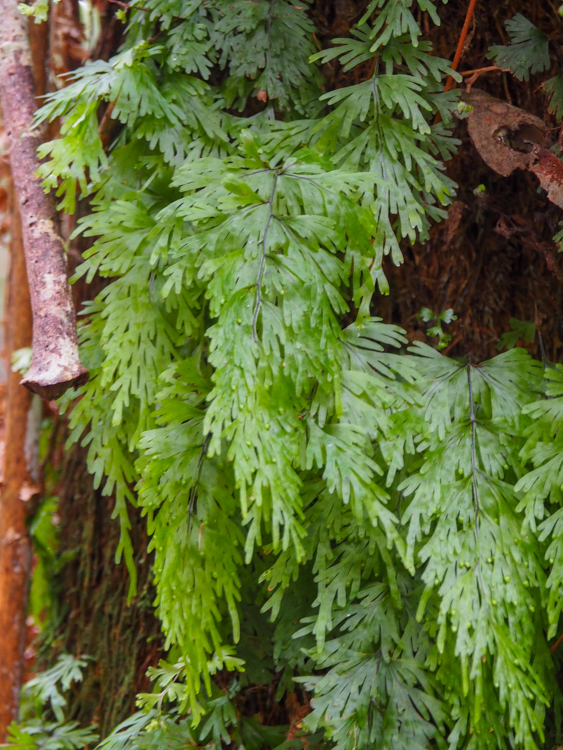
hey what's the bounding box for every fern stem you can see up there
[371,63,388,182]
[252,170,278,343]
[466,362,480,531]
[187,431,212,534]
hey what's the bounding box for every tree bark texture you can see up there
[45,443,163,738]
[0,196,33,740]
[0,0,88,401]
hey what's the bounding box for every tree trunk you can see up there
[45,443,163,738]
[0,189,34,739]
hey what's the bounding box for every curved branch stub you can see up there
[464,89,548,177]
[463,89,563,209]
[0,0,88,400]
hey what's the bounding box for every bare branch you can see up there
[0,0,88,400]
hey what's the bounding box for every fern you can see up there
[7,656,98,750]
[544,74,563,120]
[488,14,563,121]
[488,14,550,81]
[30,1,563,749]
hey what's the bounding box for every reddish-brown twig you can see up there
[106,0,151,13]
[550,632,563,656]
[461,65,500,77]
[434,0,478,125]
[462,65,502,91]
[444,0,478,93]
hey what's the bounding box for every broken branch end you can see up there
[22,363,89,401]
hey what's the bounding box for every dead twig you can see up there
[444,0,478,93]
[434,0,478,125]
[106,0,151,13]
[0,0,88,400]
[461,65,502,91]
[550,632,563,656]
[461,66,501,77]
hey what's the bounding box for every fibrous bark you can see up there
[45,442,164,738]
[0,0,88,401]
[0,196,34,740]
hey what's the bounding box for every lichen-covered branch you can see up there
[0,0,88,400]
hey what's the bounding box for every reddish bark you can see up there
[530,146,563,209]
[0,0,88,400]
[0,196,33,739]
[27,18,49,102]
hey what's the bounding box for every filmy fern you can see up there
[30,1,563,749]
[488,13,563,119]
[8,656,98,750]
